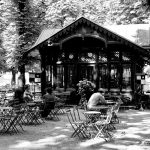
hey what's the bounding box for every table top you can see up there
[105,101,116,105]
[83,111,101,115]
[0,106,12,110]
[94,105,109,109]
[27,102,36,107]
[34,100,43,103]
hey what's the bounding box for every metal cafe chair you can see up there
[23,103,44,125]
[111,102,121,124]
[0,107,24,134]
[0,107,13,132]
[92,111,113,141]
[83,111,101,124]
[66,106,91,139]
[3,110,24,134]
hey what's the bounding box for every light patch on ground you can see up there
[79,138,105,147]
[9,135,68,150]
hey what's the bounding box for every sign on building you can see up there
[29,73,41,83]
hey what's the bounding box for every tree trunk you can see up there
[11,68,16,87]
[18,64,25,88]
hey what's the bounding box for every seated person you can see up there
[40,87,60,118]
[23,84,33,102]
[87,92,106,110]
[8,86,24,108]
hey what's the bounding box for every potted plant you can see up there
[77,78,96,108]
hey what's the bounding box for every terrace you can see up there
[1,109,150,150]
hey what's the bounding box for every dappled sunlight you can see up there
[126,111,150,116]
[142,119,150,124]
[126,145,150,150]
[102,143,126,150]
[9,135,68,149]
[54,126,62,129]
[121,133,141,139]
[79,138,105,147]
[2,109,150,150]
[104,144,150,150]
[61,128,72,132]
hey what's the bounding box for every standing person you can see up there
[87,92,106,110]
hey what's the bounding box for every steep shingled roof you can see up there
[26,17,150,59]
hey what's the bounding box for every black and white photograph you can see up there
[0,0,150,149]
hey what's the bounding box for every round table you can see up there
[83,111,101,123]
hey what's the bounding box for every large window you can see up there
[111,51,120,61]
[67,65,75,87]
[56,65,64,87]
[122,64,131,90]
[78,65,94,82]
[78,52,96,63]
[99,64,108,89]
[110,64,120,89]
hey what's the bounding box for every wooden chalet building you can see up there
[24,17,150,100]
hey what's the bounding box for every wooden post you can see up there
[95,50,99,91]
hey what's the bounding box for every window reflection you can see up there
[99,64,108,89]
[122,64,131,90]
[110,64,120,88]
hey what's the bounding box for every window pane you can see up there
[99,52,107,62]
[110,64,120,88]
[122,64,131,90]
[99,64,108,88]
[56,65,64,87]
[67,65,75,87]
[122,52,131,62]
[78,52,96,62]
[111,51,120,61]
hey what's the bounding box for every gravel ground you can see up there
[1,109,150,150]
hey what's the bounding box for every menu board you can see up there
[29,73,41,83]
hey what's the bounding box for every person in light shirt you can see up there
[87,92,106,110]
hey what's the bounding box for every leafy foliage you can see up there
[109,1,150,24]
[12,0,46,69]
[77,78,95,96]
[0,0,18,70]
[44,0,114,27]
[0,0,150,75]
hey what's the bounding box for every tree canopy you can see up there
[0,0,150,75]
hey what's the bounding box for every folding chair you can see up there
[0,108,24,134]
[92,111,113,141]
[0,107,13,133]
[66,106,90,139]
[23,104,44,125]
[111,100,122,124]
[3,110,25,133]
